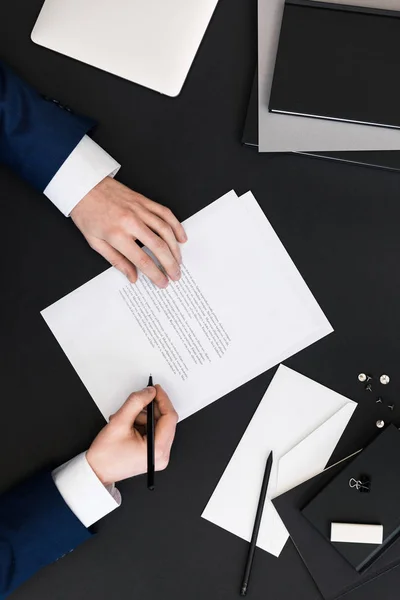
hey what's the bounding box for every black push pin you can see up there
[365,383,373,392]
[359,474,371,494]
[376,397,383,404]
[388,404,395,411]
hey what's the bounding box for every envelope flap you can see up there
[275,402,357,498]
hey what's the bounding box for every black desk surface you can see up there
[2,1,400,599]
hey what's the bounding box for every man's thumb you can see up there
[113,386,156,425]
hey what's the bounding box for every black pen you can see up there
[240,451,273,596]
[147,375,155,491]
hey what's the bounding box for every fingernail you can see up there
[145,386,155,392]
[171,268,181,282]
[160,279,169,289]
[182,231,188,242]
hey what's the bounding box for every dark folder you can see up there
[242,71,258,148]
[269,0,400,129]
[302,425,400,572]
[273,426,400,600]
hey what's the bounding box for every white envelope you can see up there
[275,402,357,497]
[202,365,357,557]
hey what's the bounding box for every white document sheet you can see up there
[202,365,356,557]
[258,0,400,152]
[41,191,332,421]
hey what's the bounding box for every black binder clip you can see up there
[349,475,371,493]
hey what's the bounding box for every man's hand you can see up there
[86,385,178,486]
[71,177,187,288]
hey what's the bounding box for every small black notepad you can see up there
[269,0,400,129]
[302,425,400,572]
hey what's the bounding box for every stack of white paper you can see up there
[202,365,357,557]
[41,190,332,421]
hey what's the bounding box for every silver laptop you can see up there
[31,0,219,97]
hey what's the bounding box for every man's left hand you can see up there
[71,177,187,288]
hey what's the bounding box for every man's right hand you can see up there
[86,385,178,486]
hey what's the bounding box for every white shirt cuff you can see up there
[43,135,121,217]
[52,452,121,528]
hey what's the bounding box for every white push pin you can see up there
[358,373,367,382]
[380,375,390,385]
[376,420,385,429]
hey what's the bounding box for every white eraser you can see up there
[331,523,383,545]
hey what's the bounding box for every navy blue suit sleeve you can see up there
[0,471,92,598]
[0,60,95,191]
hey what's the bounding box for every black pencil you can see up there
[147,375,155,491]
[240,451,273,596]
